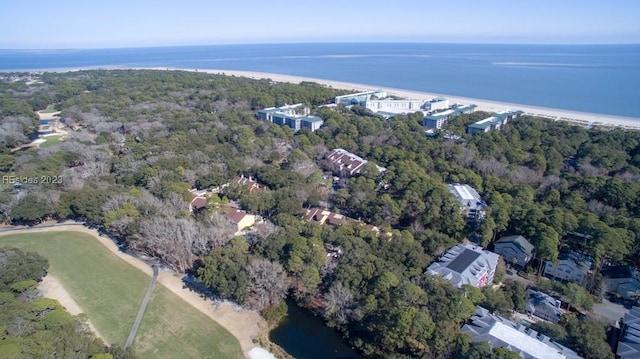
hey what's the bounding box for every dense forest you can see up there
[1,69,637,358]
[0,247,136,359]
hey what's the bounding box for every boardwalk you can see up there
[125,264,159,348]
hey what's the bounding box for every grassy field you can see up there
[0,231,243,359]
[38,135,63,148]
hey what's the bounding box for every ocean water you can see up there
[1,43,639,118]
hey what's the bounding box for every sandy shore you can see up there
[0,225,270,359]
[139,67,640,130]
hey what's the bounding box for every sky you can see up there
[1,0,639,48]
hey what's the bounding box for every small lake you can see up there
[270,300,363,359]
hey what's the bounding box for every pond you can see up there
[270,300,363,359]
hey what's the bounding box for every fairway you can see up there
[0,231,243,359]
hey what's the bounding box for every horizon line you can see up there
[2,40,640,51]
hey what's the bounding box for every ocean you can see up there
[1,43,639,118]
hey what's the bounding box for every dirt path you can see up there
[0,225,269,358]
[39,274,105,341]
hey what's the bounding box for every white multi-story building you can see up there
[334,90,388,107]
[257,103,324,132]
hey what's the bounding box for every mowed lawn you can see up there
[0,231,243,359]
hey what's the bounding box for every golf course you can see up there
[0,230,244,359]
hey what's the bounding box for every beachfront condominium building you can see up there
[462,306,582,359]
[365,98,425,113]
[467,110,524,135]
[257,103,324,132]
[334,90,388,107]
[422,103,478,129]
[447,183,486,222]
[423,97,450,112]
[426,243,499,288]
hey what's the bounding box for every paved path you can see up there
[125,264,159,348]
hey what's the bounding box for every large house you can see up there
[601,265,640,300]
[617,306,640,359]
[543,250,592,285]
[527,289,565,323]
[462,306,582,359]
[493,235,534,268]
[220,206,257,233]
[426,243,499,288]
[447,183,486,222]
[324,148,386,177]
[257,103,323,132]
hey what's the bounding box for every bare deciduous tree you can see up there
[324,282,355,325]
[246,258,288,311]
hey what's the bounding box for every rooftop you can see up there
[496,235,535,256]
[462,306,582,359]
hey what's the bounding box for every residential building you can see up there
[422,104,477,129]
[447,183,486,222]
[617,307,640,359]
[543,250,592,285]
[257,103,323,132]
[221,206,257,233]
[305,208,347,226]
[423,97,450,112]
[423,109,456,129]
[462,306,582,359]
[325,148,386,177]
[451,103,478,114]
[493,235,534,268]
[233,175,262,193]
[426,243,499,288]
[334,90,387,107]
[601,265,640,300]
[365,98,425,112]
[527,289,564,323]
[467,110,524,135]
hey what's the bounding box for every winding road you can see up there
[125,264,159,348]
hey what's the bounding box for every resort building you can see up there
[334,90,388,107]
[492,235,534,268]
[422,103,478,129]
[617,306,640,359]
[423,109,457,129]
[257,103,324,132]
[543,250,592,285]
[423,97,450,112]
[325,148,387,177]
[527,289,564,323]
[426,243,499,288]
[462,306,582,359]
[447,183,486,222]
[601,265,640,300]
[467,110,524,135]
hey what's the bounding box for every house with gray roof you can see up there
[462,306,582,359]
[426,243,499,288]
[543,250,592,285]
[527,289,564,323]
[617,306,640,359]
[493,235,535,268]
[601,265,640,300]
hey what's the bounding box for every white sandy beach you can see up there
[190,68,640,129]
[19,65,640,129]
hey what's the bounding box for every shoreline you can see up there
[4,65,639,129]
